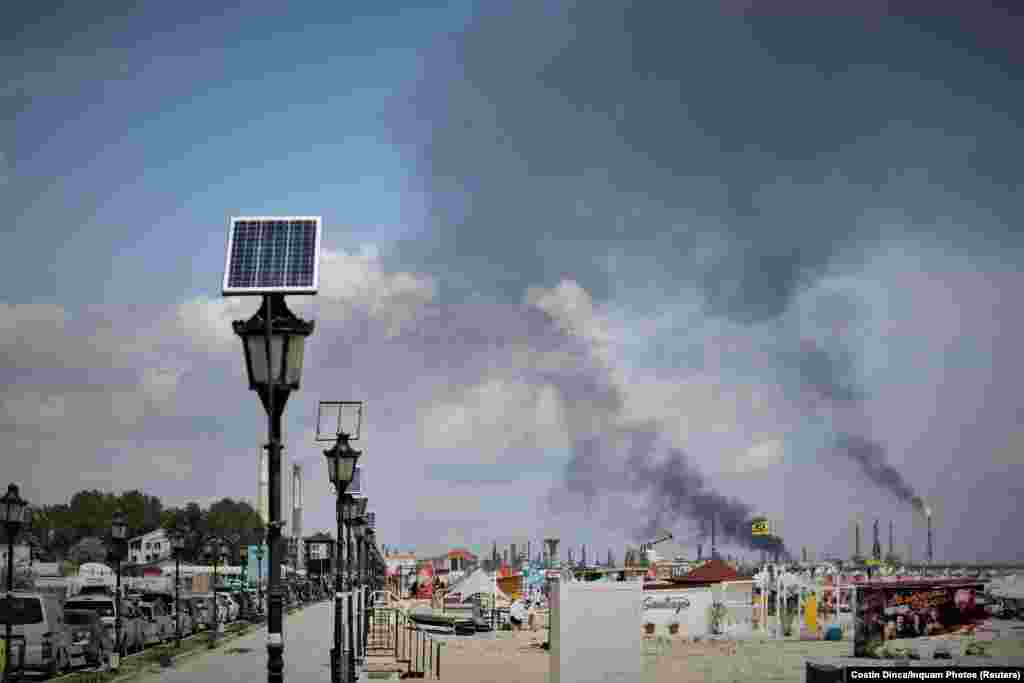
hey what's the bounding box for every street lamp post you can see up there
[235,294,314,683]
[171,529,185,648]
[2,484,29,682]
[323,430,362,683]
[204,537,229,648]
[257,530,265,619]
[347,496,366,681]
[344,497,356,683]
[110,510,128,667]
[361,517,371,662]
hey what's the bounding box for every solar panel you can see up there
[222,216,321,295]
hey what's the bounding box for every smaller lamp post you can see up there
[2,484,29,680]
[240,546,249,618]
[170,529,185,647]
[256,531,265,618]
[204,537,230,648]
[324,431,361,683]
[110,510,128,667]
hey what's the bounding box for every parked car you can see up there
[3,591,72,676]
[136,600,174,645]
[169,598,194,637]
[189,595,215,630]
[63,608,111,668]
[219,594,240,622]
[64,592,145,655]
[232,591,258,621]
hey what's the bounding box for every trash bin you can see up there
[805,658,844,683]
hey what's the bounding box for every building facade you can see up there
[127,528,171,565]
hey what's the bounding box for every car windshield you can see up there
[65,601,115,617]
[65,612,94,625]
[0,597,44,625]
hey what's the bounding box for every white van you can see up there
[3,592,71,675]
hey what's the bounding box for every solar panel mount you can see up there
[222,216,322,295]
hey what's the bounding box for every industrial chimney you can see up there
[711,515,717,560]
[582,545,587,567]
[872,520,881,562]
[926,509,933,564]
[888,521,894,558]
[697,543,703,561]
[544,538,560,569]
[854,522,861,559]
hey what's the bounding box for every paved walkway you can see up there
[136,602,337,682]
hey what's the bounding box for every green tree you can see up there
[68,536,108,564]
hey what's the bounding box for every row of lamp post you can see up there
[321,406,384,683]
[2,483,30,681]
[324,426,362,683]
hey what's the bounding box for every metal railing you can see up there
[367,607,441,679]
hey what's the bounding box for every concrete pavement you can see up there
[134,601,339,683]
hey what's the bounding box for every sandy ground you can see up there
[436,628,1024,683]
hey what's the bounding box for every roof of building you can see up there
[127,528,168,544]
[304,532,334,543]
[447,548,477,560]
[673,559,743,584]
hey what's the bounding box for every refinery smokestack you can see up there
[888,521,894,558]
[872,520,881,561]
[292,464,303,569]
[257,448,269,526]
[926,509,933,564]
[854,522,861,559]
[544,538,560,568]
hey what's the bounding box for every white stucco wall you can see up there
[642,587,713,638]
[550,578,643,683]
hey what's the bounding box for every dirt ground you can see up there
[436,630,1024,683]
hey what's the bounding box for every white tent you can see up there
[989,574,1024,600]
[446,568,510,603]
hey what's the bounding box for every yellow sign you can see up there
[751,520,769,536]
[865,559,881,566]
[0,638,5,675]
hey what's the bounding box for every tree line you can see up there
[9,489,265,565]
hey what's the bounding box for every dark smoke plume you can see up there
[389,1,976,539]
[631,441,789,558]
[547,381,792,554]
[834,434,927,515]
[793,338,926,512]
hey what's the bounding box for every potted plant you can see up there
[709,602,727,635]
[644,622,656,635]
[668,622,680,635]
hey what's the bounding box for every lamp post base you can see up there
[267,642,284,683]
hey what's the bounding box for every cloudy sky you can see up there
[3,1,1023,563]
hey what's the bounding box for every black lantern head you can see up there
[232,295,315,397]
[111,510,128,541]
[0,483,29,533]
[325,432,361,488]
